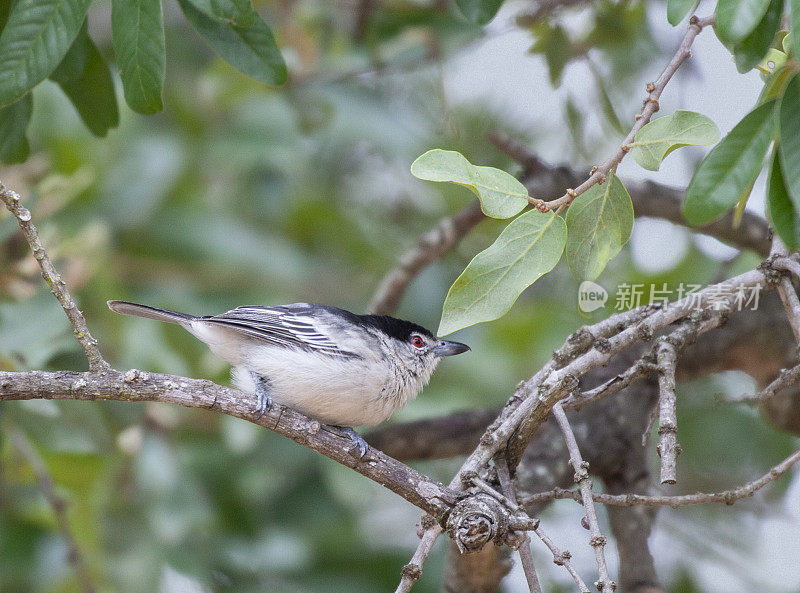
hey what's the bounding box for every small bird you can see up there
[107,300,469,456]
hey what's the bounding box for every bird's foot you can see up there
[251,374,273,420]
[337,426,368,459]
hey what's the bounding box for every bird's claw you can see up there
[252,374,272,420]
[338,426,368,459]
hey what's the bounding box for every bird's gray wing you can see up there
[202,304,358,358]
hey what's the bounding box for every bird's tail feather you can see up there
[107,300,195,324]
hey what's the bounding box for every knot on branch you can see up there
[570,459,590,483]
[445,493,509,554]
[553,550,571,566]
[401,563,421,580]
[596,579,618,592]
[759,255,786,286]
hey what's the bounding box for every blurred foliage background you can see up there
[1,0,799,592]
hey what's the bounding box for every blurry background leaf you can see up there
[667,0,699,25]
[438,211,566,335]
[112,0,166,114]
[0,0,93,107]
[411,149,528,218]
[683,100,776,224]
[565,173,633,281]
[0,94,32,163]
[630,110,720,171]
[454,0,504,24]
[529,22,570,86]
[178,0,287,85]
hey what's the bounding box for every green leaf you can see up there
[779,72,800,211]
[733,0,783,73]
[629,110,720,171]
[188,0,256,26]
[50,28,119,137]
[759,60,796,103]
[683,100,776,225]
[594,71,625,135]
[565,173,633,281]
[438,210,566,335]
[0,94,32,163]
[177,0,287,85]
[410,149,529,219]
[455,0,504,24]
[530,23,570,86]
[0,0,92,107]
[768,148,800,249]
[667,0,699,24]
[112,0,166,114]
[210,0,256,25]
[715,0,771,43]
[790,0,800,59]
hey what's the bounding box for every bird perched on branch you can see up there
[107,300,469,457]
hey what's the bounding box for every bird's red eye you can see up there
[411,335,424,348]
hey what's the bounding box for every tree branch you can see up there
[552,403,615,592]
[369,201,484,315]
[0,370,457,519]
[394,521,443,593]
[496,457,543,593]
[655,339,680,485]
[521,446,800,507]
[0,180,110,372]
[528,15,715,212]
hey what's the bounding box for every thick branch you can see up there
[655,340,679,485]
[0,180,110,372]
[0,370,456,519]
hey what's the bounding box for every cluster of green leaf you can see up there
[413,109,718,334]
[0,0,287,163]
[682,23,800,250]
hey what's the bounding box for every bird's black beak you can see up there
[433,340,470,357]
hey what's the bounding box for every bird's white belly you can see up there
[232,345,398,427]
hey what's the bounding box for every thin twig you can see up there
[655,339,680,484]
[529,15,714,213]
[718,362,800,405]
[768,237,800,347]
[496,458,543,593]
[522,448,800,508]
[564,357,657,412]
[0,180,110,372]
[552,403,615,592]
[394,522,443,593]
[532,522,591,593]
[8,426,97,593]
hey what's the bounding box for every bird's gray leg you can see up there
[336,426,368,458]
[251,373,272,420]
